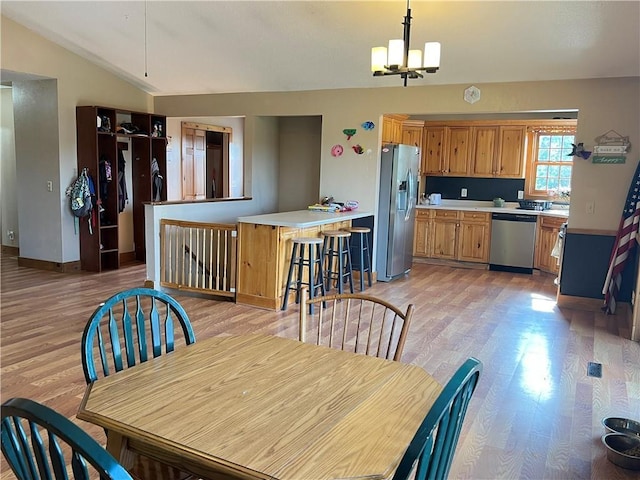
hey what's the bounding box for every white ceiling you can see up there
[2,1,639,96]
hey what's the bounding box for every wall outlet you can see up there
[461,188,468,198]
[518,190,524,199]
[47,181,53,192]
[586,200,595,214]
[7,230,14,241]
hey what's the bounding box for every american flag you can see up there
[602,161,640,314]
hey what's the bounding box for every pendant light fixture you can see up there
[371,0,441,86]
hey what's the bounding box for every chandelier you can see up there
[371,0,441,86]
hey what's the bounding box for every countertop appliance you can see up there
[428,193,442,205]
[376,144,419,281]
[489,212,537,274]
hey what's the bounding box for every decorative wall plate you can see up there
[464,85,481,104]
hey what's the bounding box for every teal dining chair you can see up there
[1,397,133,480]
[392,357,483,480]
[81,287,196,383]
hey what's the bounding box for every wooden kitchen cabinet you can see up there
[431,210,458,259]
[469,125,525,178]
[535,215,566,274]
[422,125,471,176]
[418,209,490,263]
[446,127,472,176]
[422,126,446,175]
[401,120,424,150]
[457,211,491,263]
[469,126,499,177]
[496,125,526,178]
[382,115,407,144]
[413,209,433,257]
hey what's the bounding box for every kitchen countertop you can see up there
[237,209,373,228]
[416,200,569,218]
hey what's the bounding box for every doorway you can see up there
[181,122,231,200]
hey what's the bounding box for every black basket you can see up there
[519,200,553,211]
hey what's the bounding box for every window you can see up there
[525,123,577,200]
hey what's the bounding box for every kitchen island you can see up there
[236,209,373,310]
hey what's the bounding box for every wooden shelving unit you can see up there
[76,106,167,272]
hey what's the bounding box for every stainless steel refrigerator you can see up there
[376,144,420,282]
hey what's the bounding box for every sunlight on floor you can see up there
[519,331,553,401]
[530,292,557,313]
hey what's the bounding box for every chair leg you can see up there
[336,238,344,294]
[307,244,316,314]
[295,243,306,305]
[357,233,365,291]
[364,233,372,287]
[281,243,299,311]
[344,237,354,294]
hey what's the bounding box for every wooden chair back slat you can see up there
[2,398,133,480]
[299,286,414,362]
[392,358,482,480]
[82,288,196,384]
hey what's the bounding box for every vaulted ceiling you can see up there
[2,1,639,96]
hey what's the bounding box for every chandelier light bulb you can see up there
[424,42,441,69]
[387,39,405,67]
[371,47,387,72]
[408,50,422,69]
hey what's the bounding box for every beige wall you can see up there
[278,116,322,212]
[1,15,153,262]
[155,78,640,232]
[1,87,18,247]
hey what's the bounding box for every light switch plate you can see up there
[461,188,468,197]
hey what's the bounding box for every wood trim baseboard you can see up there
[555,293,605,311]
[556,291,633,331]
[1,245,19,256]
[17,256,81,273]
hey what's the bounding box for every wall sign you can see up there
[592,156,626,164]
[592,129,631,164]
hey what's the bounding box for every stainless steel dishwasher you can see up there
[489,213,537,274]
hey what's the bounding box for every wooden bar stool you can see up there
[321,230,354,294]
[281,237,325,311]
[345,226,372,291]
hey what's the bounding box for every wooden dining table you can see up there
[77,334,442,480]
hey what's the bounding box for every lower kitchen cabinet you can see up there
[413,209,432,256]
[432,210,458,259]
[535,215,566,274]
[415,209,490,263]
[457,211,491,262]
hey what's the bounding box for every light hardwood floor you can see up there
[1,253,639,479]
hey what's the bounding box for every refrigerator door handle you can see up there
[404,168,414,222]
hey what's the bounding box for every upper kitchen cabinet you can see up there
[496,125,526,177]
[382,114,408,144]
[446,127,472,176]
[422,126,446,175]
[469,125,525,178]
[423,125,471,176]
[469,126,499,177]
[401,120,424,149]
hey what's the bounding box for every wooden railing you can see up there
[160,219,237,298]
